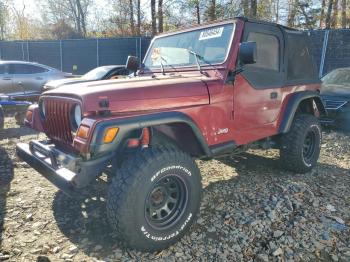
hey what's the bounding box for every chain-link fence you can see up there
[0,37,152,75]
[0,31,349,77]
[308,30,350,78]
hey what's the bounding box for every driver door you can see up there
[233,23,284,140]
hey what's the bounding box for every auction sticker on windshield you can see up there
[199,27,224,41]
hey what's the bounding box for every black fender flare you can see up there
[279,91,327,133]
[89,111,212,158]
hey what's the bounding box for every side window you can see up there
[241,24,284,89]
[10,64,48,74]
[286,34,317,82]
[247,32,279,71]
[0,65,5,74]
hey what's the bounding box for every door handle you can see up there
[36,77,43,80]
[2,77,11,80]
[270,92,278,99]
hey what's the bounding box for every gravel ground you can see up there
[0,117,349,262]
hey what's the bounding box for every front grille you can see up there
[42,98,76,144]
[324,100,348,110]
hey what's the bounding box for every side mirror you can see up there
[239,41,257,65]
[125,55,139,73]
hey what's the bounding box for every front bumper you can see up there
[16,141,112,197]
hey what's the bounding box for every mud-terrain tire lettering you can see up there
[107,146,202,252]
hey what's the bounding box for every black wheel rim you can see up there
[145,175,188,229]
[303,129,316,163]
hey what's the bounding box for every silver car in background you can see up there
[0,61,71,100]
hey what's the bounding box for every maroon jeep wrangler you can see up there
[17,18,326,251]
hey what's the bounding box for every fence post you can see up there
[60,40,63,71]
[139,37,142,64]
[319,30,329,78]
[26,41,29,61]
[21,42,25,61]
[96,38,99,67]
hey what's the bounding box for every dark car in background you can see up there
[321,67,350,131]
[43,65,130,91]
[0,61,71,100]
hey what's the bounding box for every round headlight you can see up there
[72,104,82,130]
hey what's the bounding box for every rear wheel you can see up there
[107,146,202,251]
[280,114,321,173]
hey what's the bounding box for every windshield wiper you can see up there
[187,49,223,77]
[187,49,203,74]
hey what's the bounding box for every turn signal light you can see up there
[103,127,119,143]
[25,110,33,122]
[77,125,90,139]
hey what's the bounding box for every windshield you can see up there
[82,67,110,80]
[322,69,350,87]
[144,23,234,69]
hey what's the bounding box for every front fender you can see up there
[86,111,212,158]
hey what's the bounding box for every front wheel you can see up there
[280,114,322,173]
[107,146,202,251]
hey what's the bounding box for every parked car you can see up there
[18,18,325,252]
[0,61,71,101]
[43,65,131,91]
[320,67,350,131]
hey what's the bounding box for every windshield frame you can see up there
[142,21,236,71]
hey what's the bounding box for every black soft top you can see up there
[238,17,320,87]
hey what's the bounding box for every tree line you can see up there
[0,0,349,40]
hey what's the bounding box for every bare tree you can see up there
[275,0,280,23]
[207,0,216,21]
[0,1,8,40]
[250,0,257,17]
[136,0,141,35]
[158,0,163,33]
[129,0,135,35]
[287,0,297,27]
[242,0,249,16]
[325,0,334,28]
[40,0,91,38]
[195,0,200,24]
[341,0,346,28]
[320,0,326,28]
[151,0,156,35]
[331,0,339,28]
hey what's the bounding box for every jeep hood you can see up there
[44,74,213,113]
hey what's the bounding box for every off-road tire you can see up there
[0,106,4,130]
[280,114,321,173]
[107,146,202,251]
